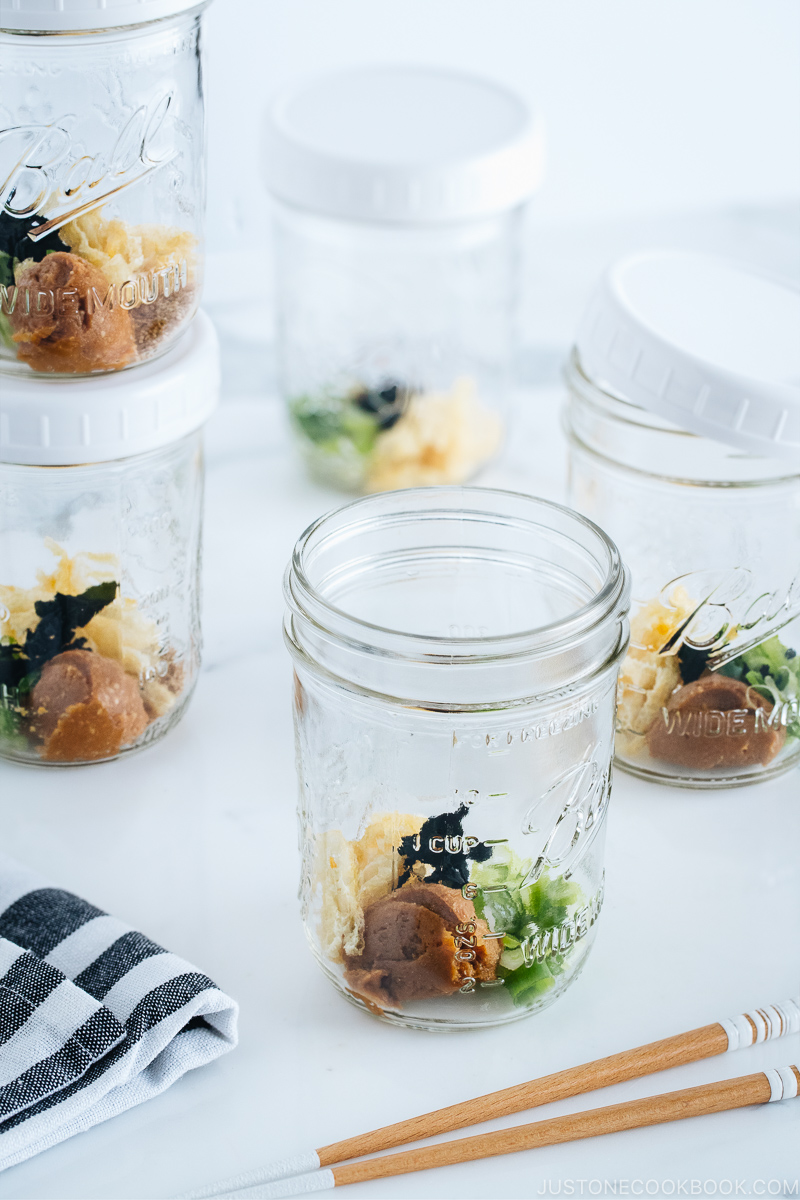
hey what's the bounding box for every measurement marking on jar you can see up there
[409,834,480,854]
[127,510,172,537]
[455,788,480,805]
[139,585,172,607]
[453,699,601,751]
[453,789,508,806]
[455,920,478,984]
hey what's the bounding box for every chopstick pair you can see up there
[227,1066,800,1198]
[182,997,800,1199]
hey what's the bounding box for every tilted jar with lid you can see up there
[565,251,800,788]
[264,67,544,494]
[285,488,629,1029]
[0,311,219,766]
[0,0,209,377]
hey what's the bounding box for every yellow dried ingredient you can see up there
[61,209,198,290]
[315,830,362,962]
[365,377,503,492]
[315,811,424,962]
[0,541,172,712]
[616,587,695,756]
[0,540,118,643]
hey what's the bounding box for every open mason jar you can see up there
[565,251,800,789]
[264,68,544,493]
[0,312,219,766]
[0,0,208,377]
[285,488,629,1030]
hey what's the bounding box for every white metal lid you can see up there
[263,66,545,224]
[575,250,800,461]
[0,0,205,33]
[0,310,219,465]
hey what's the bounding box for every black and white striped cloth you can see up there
[0,853,238,1172]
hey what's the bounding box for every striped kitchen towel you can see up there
[0,852,238,1172]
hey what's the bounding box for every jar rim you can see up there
[565,347,800,485]
[0,0,207,35]
[565,349,691,435]
[285,486,628,664]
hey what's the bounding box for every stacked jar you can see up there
[264,67,544,493]
[0,0,218,766]
[565,251,800,788]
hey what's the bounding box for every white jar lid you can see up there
[0,310,219,465]
[0,0,204,33]
[263,66,545,224]
[575,250,800,461]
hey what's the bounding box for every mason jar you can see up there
[284,488,630,1030]
[565,251,800,789]
[264,67,544,494]
[0,0,209,378]
[0,311,219,766]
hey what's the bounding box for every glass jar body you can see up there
[293,665,615,1031]
[564,352,800,789]
[285,489,629,1030]
[0,9,206,378]
[0,433,204,766]
[273,201,518,493]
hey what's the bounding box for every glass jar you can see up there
[284,488,630,1030]
[265,67,544,494]
[565,252,800,789]
[0,311,219,766]
[0,0,208,378]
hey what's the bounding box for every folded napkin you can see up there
[0,853,238,1172]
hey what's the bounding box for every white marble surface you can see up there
[0,208,799,1198]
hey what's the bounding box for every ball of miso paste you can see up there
[31,648,148,762]
[10,252,136,373]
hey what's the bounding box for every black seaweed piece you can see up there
[398,803,493,890]
[0,211,68,274]
[676,642,713,684]
[0,643,25,691]
[0,582,118,691]
[353,382,410,431]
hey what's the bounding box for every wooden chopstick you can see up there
[318,997,798,1167]
[214,1067,799,1196]
[328,1066,800,1192]
[180,998,799,1200]
[320,1020,727,1166]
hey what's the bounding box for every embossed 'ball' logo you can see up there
[0,92,177,241]
[519,751,610,887]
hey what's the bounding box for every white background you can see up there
[204,0,800,246]
[202,0,800,367]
